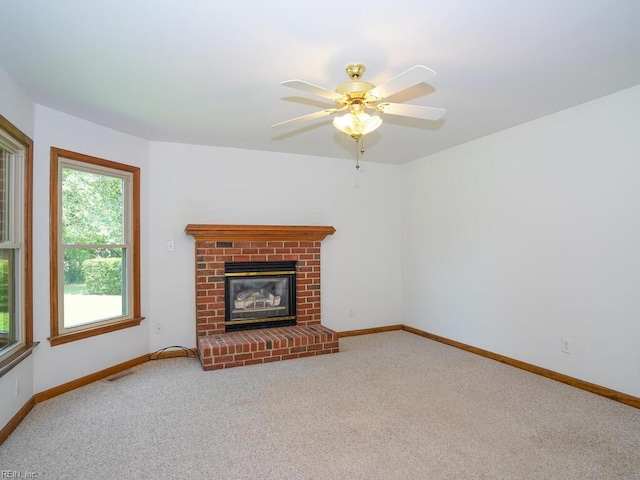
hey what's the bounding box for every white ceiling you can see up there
[1,1,639,165]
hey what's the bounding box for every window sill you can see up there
[49,317,145,346]
[0,342,40,379]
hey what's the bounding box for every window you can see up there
[50,148,142,346]
[0,114,34,377]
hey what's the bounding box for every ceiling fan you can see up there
[272,63,446,154]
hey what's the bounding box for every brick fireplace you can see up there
[185,224,339,370]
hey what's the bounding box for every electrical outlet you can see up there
[348,308,355,318]
[167,240,175,252]
[15,377,20,396]
[155,322,163,334]
[561,337,573,354]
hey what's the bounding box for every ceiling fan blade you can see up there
[281,80,345,101]
[369,65,437,100]
[271,108,338,129]
[377,103,446,121]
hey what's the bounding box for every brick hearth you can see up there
[185,224,338,370]
[198,325,339,370]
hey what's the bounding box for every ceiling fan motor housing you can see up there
[335,80,376,96]
[334,64,382,114]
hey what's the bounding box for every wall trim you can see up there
[338,325,403,337]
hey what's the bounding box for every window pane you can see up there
[61,168,124,245]
[63,247,127,328]
[0,249,16,351]
[0,147,11,244]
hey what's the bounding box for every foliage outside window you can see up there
[0,115,34,376]
[50,148,142,346]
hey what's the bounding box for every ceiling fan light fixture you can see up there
[332,112,382,140]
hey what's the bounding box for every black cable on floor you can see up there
[148,345,198,361]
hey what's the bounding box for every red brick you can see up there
[214,355,233,364]
[234,353,253,361]
[253,350,272,359]
[197,296,215,304]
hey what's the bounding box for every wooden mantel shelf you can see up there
[185,224,336,242]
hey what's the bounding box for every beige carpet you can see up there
[1,331,639,479]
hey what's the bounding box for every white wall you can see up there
[147,142,403,351]
[0,66,35,429]
[31,106,151,393]
[402,85,640,397]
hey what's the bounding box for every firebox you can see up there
[224,261,297,332]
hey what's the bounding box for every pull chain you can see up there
[354,137,365,170]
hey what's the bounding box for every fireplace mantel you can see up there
[185,224,335,242]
